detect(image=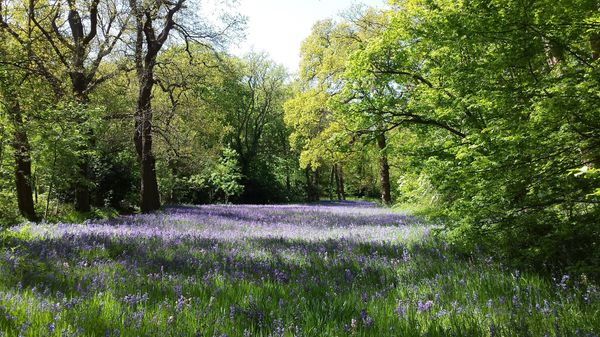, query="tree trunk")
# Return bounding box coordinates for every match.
[338,165,346,201]
[74,160,91,212]
[33,171,38,204]
[45,182,53,219]
[305,167,320,202]
[357,157,365,197]
[139,142,160,212]
[135,70,161,213]
[128,0,186,213]
[334,164,341,200]
[285,168,291,193]
[72,82,92,213]
[313,168,320,201]
[68,3,98,213]
[305,168,313,201]
[329,165,335,200]
[45,145,58,219]
[592,32,600,61]
[377,132,392,205]
[8,97,36,221]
